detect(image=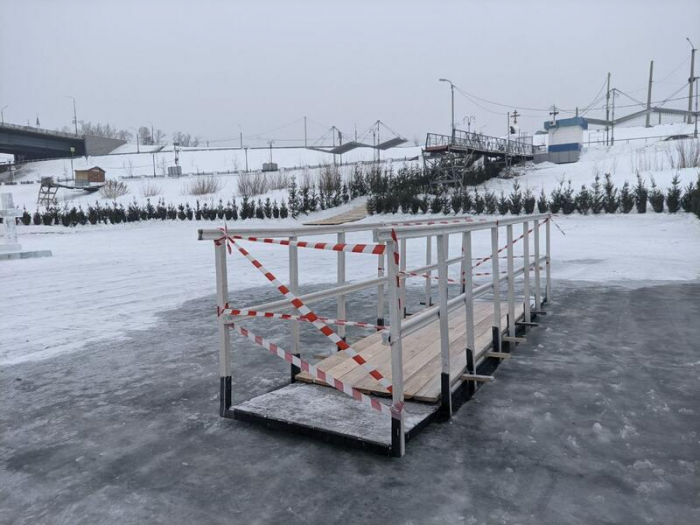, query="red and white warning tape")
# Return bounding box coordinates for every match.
[220,306,387,331]
[230,323,398,419]
[400,269,509,284]
[219,233,385,255]
[217,229,394,392]
[471,220,546,270]
[387,217,489,227]
[390,228,402,312]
